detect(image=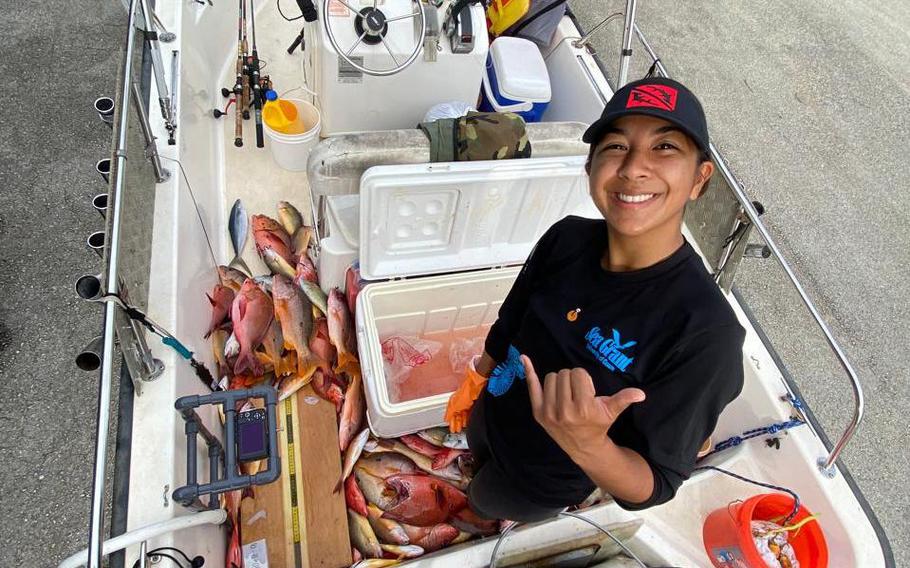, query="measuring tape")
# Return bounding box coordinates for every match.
[283,397,303,568]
